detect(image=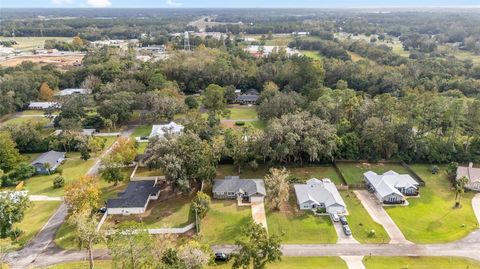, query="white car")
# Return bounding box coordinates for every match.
[330,213,340,222]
